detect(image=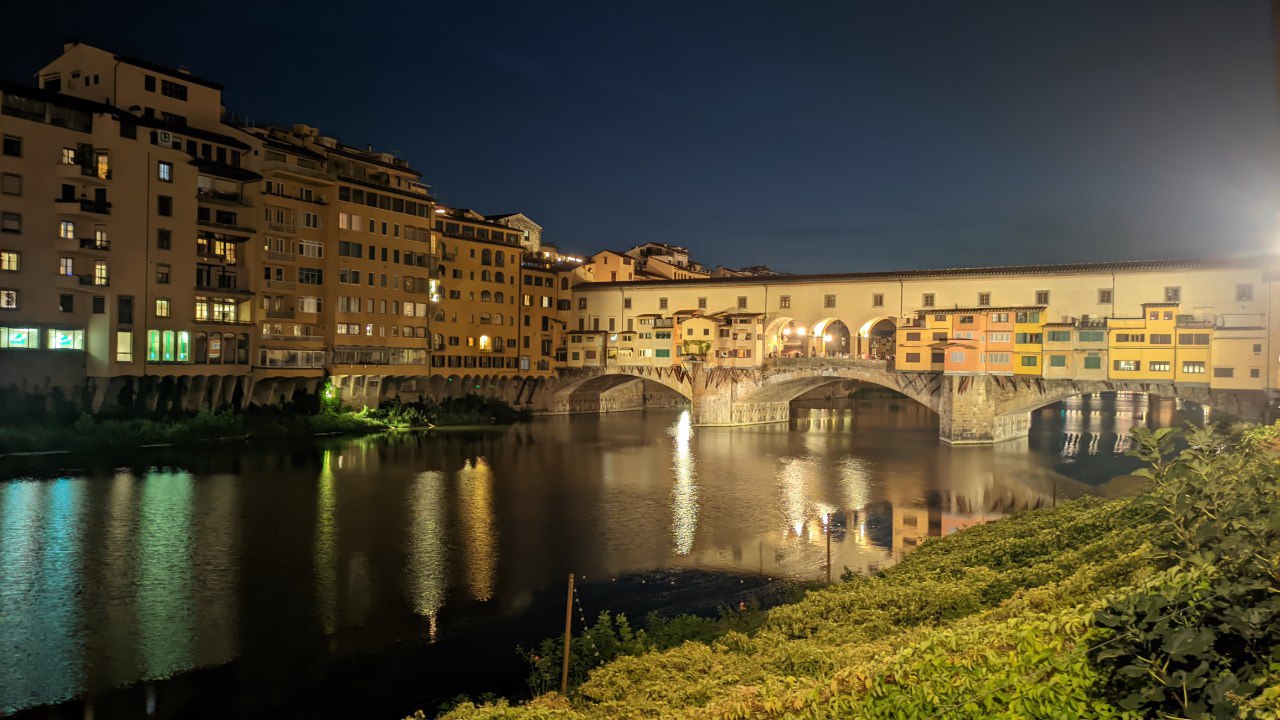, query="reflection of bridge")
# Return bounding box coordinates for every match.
[554,357,1268,444]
